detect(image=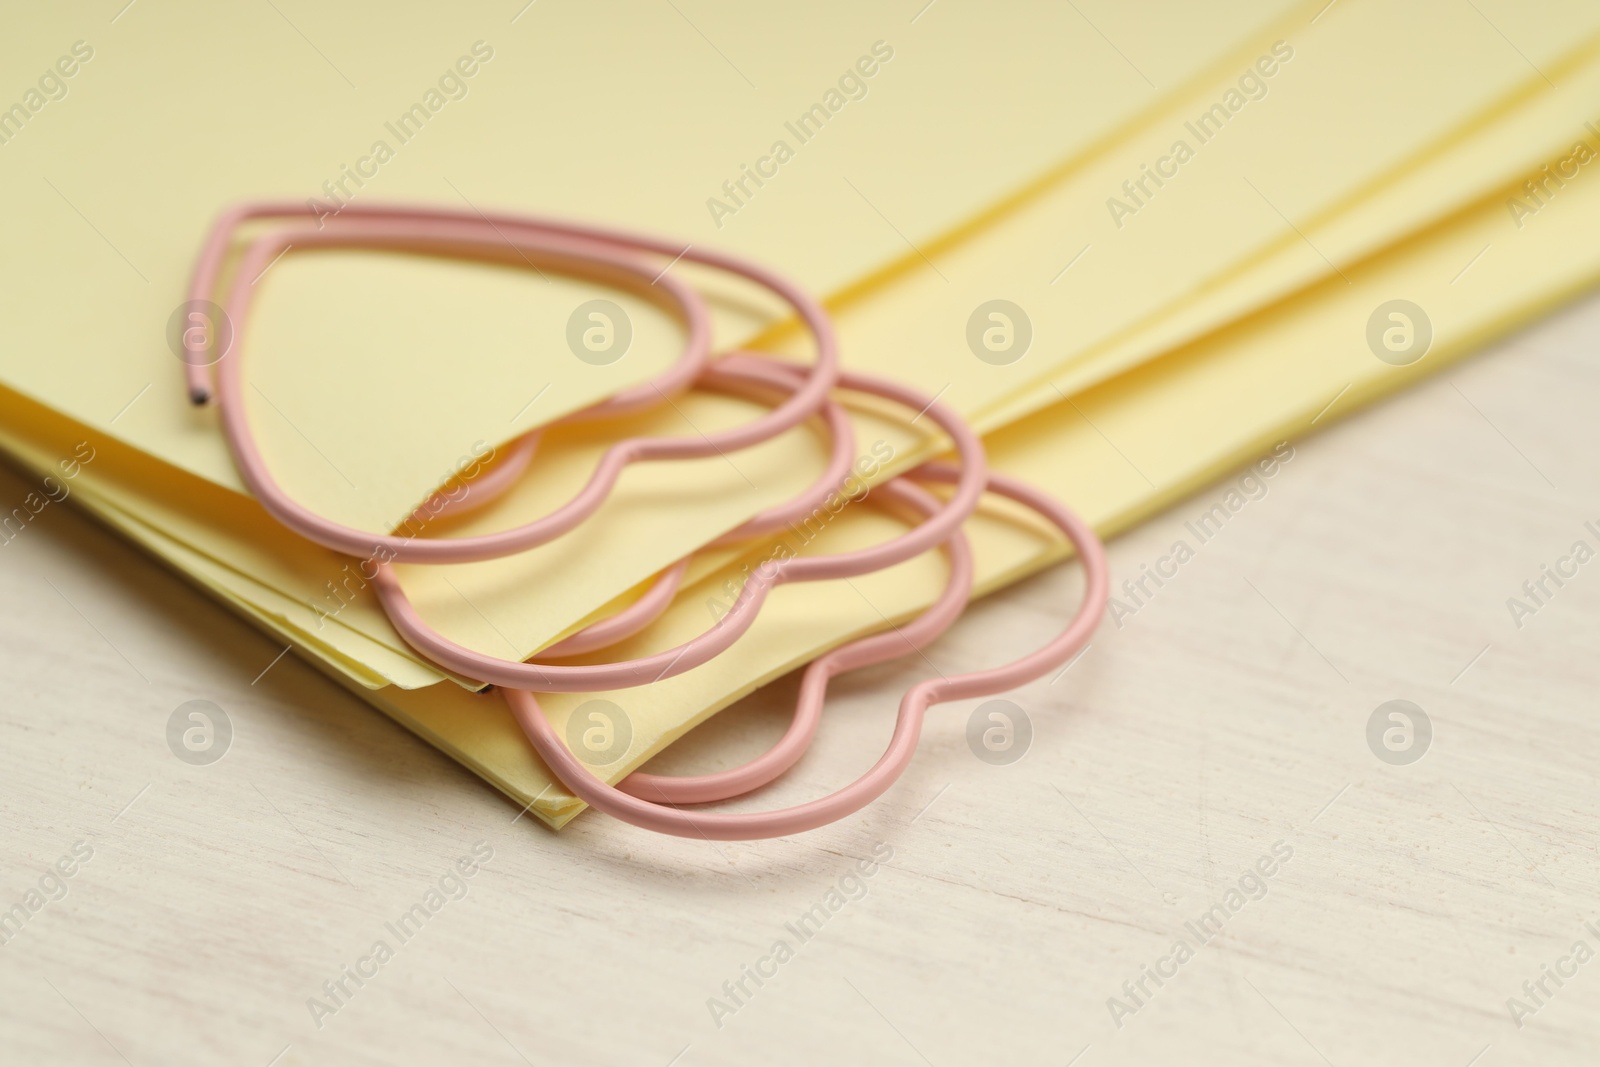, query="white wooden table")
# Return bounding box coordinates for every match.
[3,291,1598,1067]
